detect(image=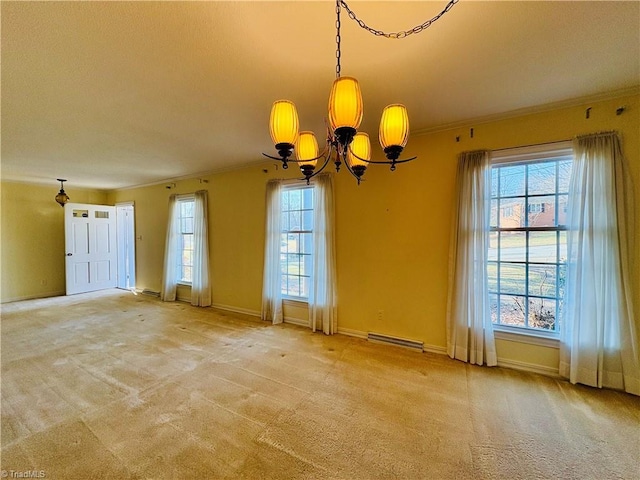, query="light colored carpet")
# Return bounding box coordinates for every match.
[1,290,638,479]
